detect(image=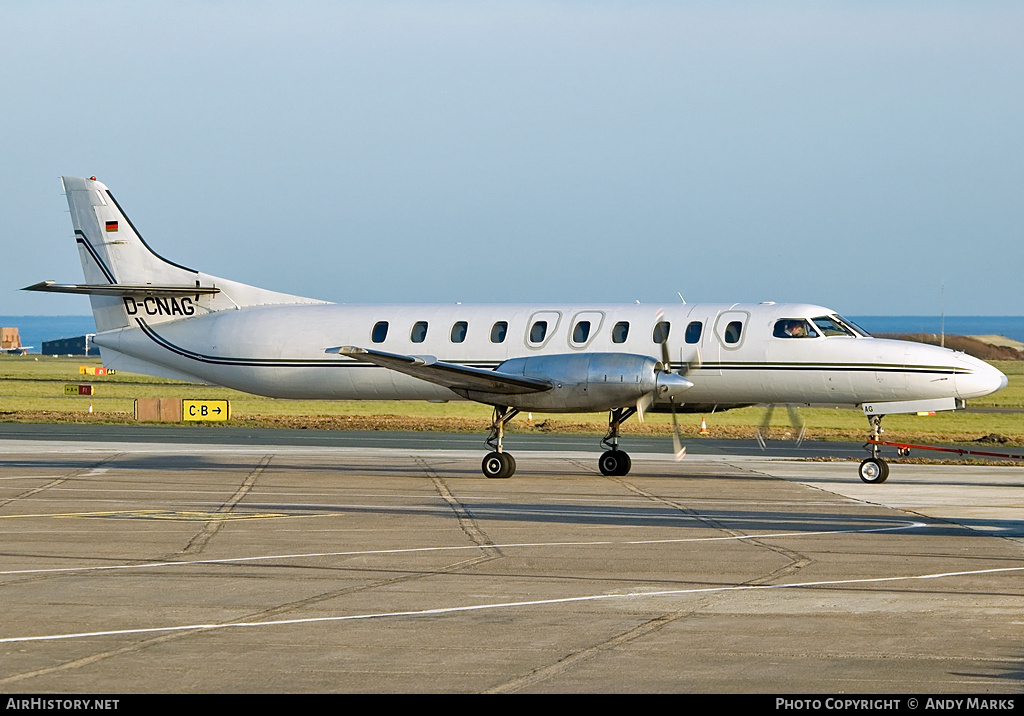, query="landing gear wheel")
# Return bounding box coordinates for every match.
[482,451,515,479]
[599,450,632,477]
[858,457,889,484]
